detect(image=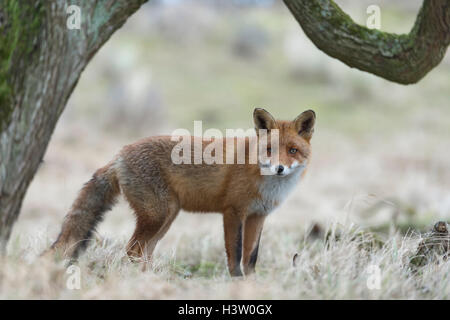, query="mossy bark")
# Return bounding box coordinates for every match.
[0,1,44,132]
[0,0,148,252]
[283,0,450,84]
